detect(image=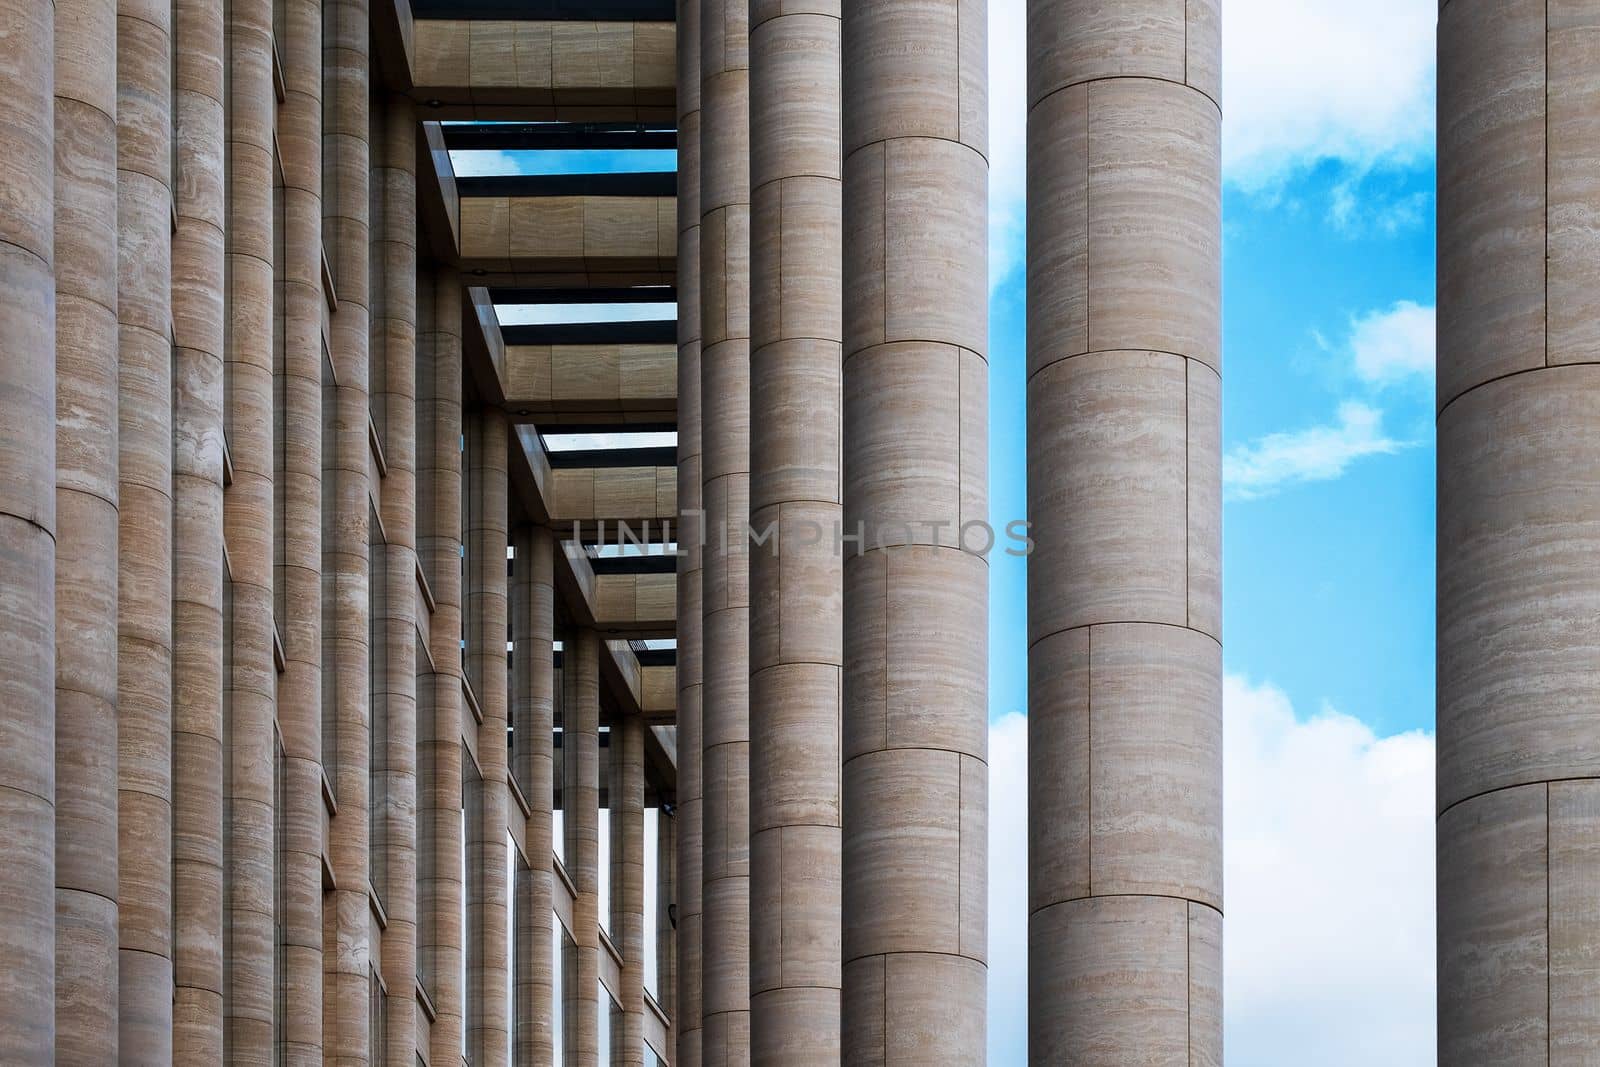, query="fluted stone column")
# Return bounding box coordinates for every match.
[565,627,603,1061]
[1437,4,1600,1060]
[748,0,843,1056]
[222,0,277,1058]
[0,3,56,1062]
[114,0,174,1058]
[466,409,511,1067]
[613,711,647,1065]
[1024,4,1224,1064]
[700,0,753,1052]
[170,0,228,1054]
[512,527,556,1067]
[674,0,706,1059]
[839,0,989,1055]
[373,91,420,1064]
[322,0,372,1056]
[418,269,466,1064]
[275,0,326,1057]
[53,1,120,1061]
